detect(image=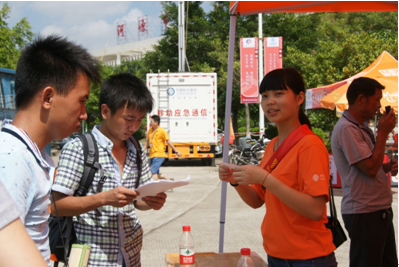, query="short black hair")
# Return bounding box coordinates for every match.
[151,114,160,124]
[99,73,153,115]
[15,34,101,109]
[347,77,385,106]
